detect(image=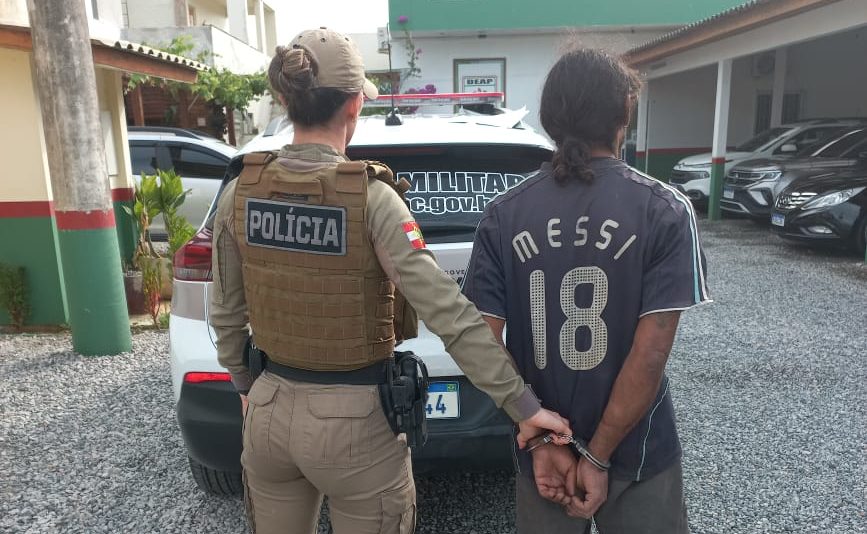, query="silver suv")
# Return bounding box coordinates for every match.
[128,127,237,237]
[670,118,866,203]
